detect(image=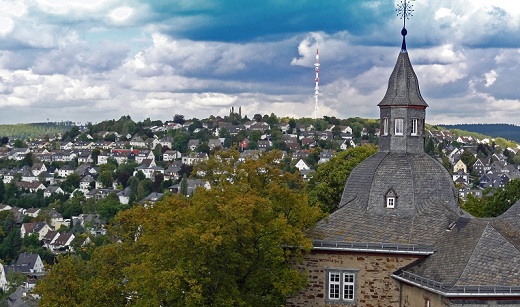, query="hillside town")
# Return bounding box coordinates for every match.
[0,112,519,304]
